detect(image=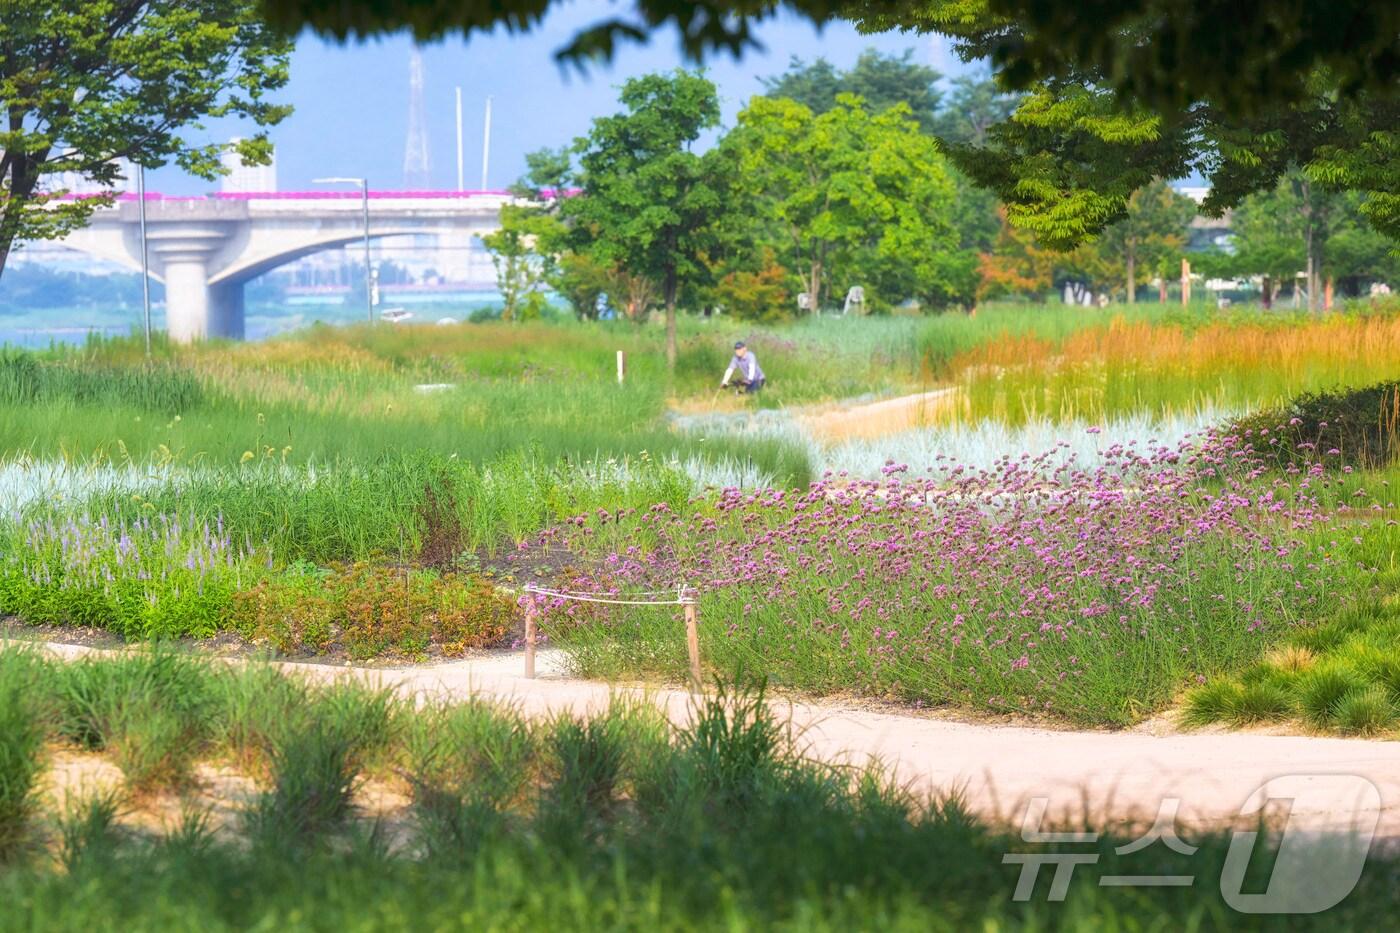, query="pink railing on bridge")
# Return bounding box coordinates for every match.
[54,189,575,202]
